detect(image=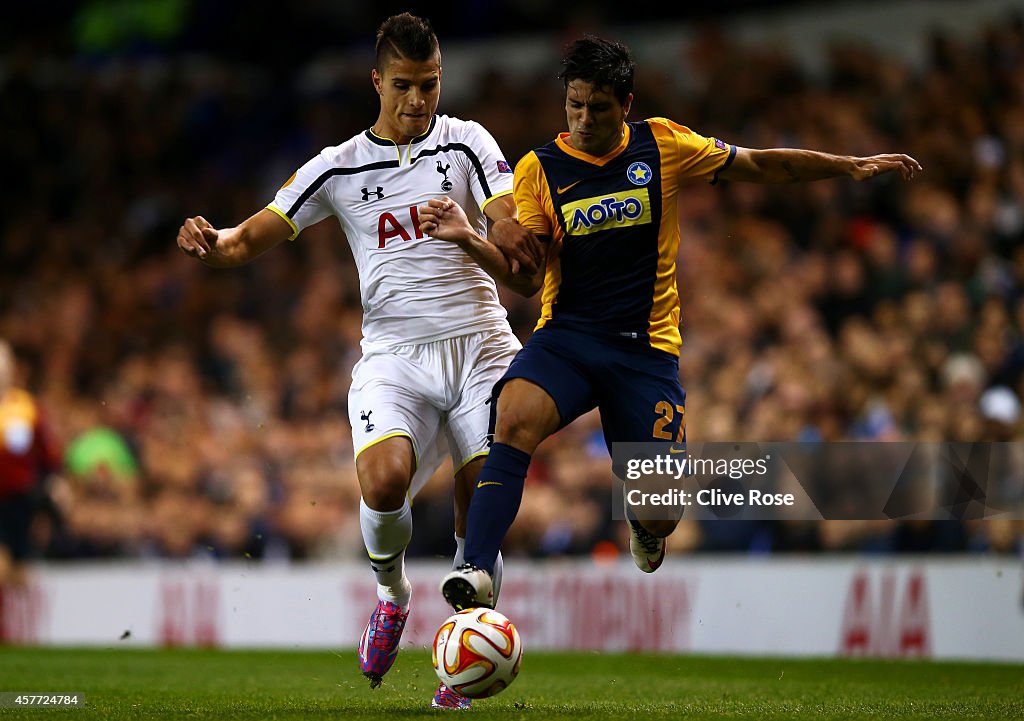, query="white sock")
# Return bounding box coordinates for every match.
[360,498,413,608]
[493,550,504,603]
[454,534,465,566]
[454,535,504,604]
